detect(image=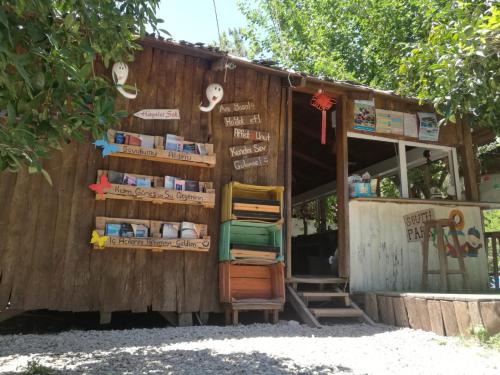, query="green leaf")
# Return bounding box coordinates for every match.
[7,103,15,125]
